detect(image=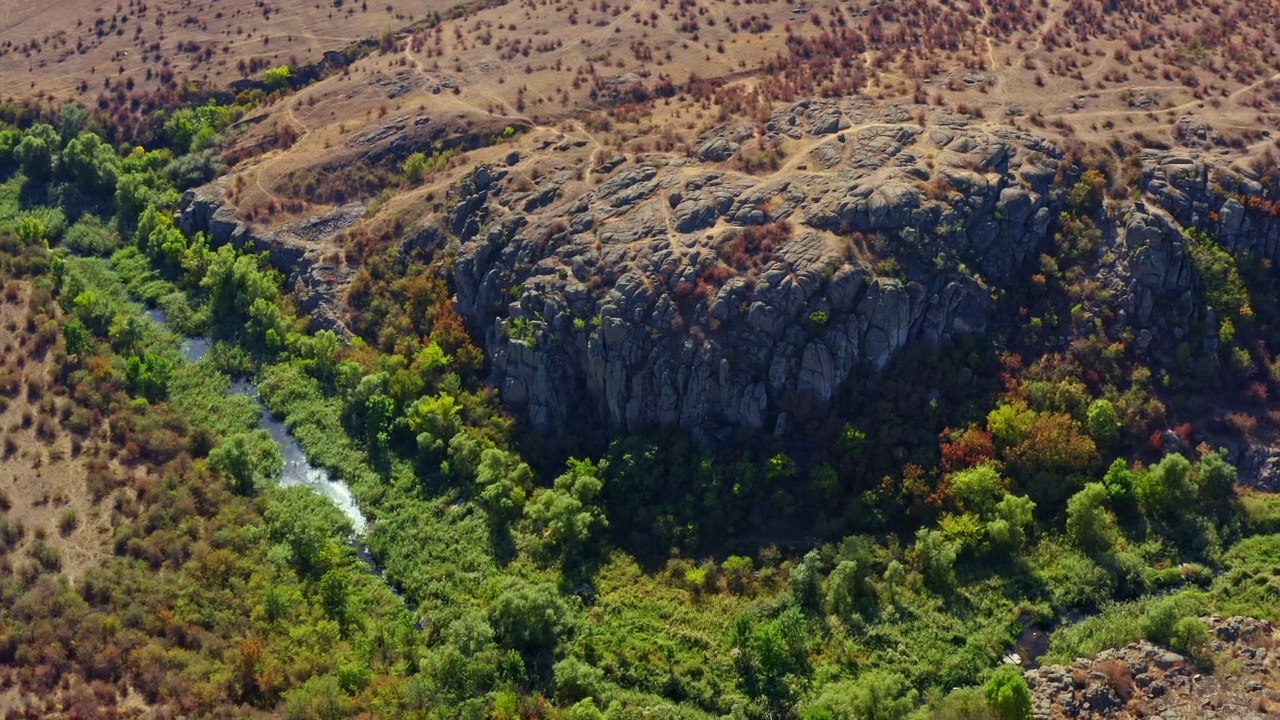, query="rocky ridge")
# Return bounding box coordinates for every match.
[443,103,1279,440]
[179,102,1280,441]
